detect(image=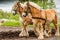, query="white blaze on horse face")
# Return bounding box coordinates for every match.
[22,12,26,16]
[12,11,15,14]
